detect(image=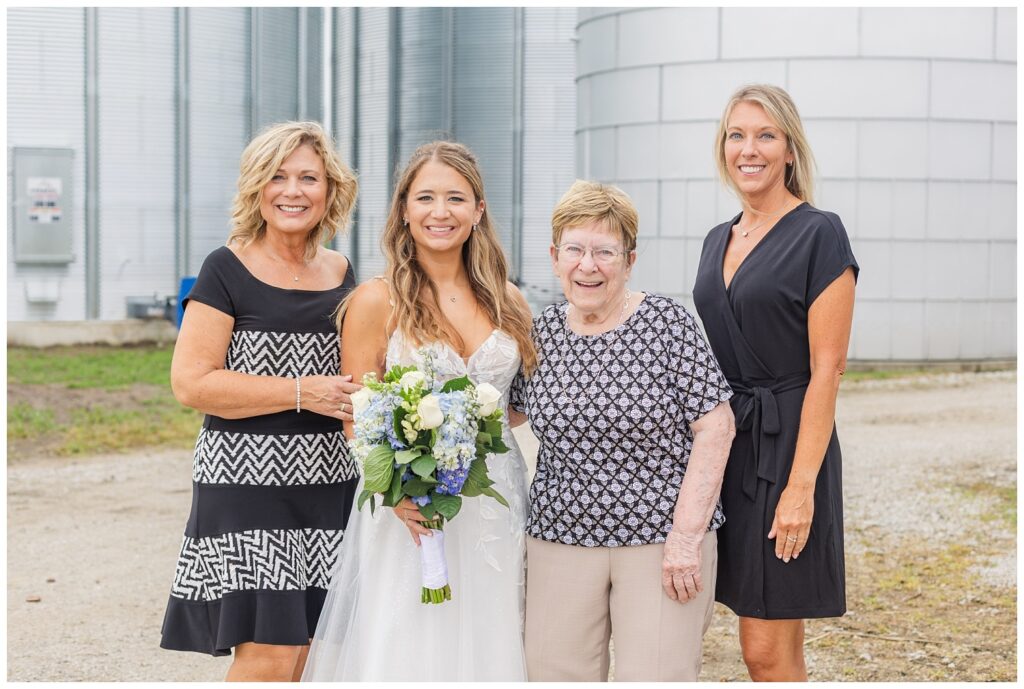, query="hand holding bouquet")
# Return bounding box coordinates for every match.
[349,353,510,604]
